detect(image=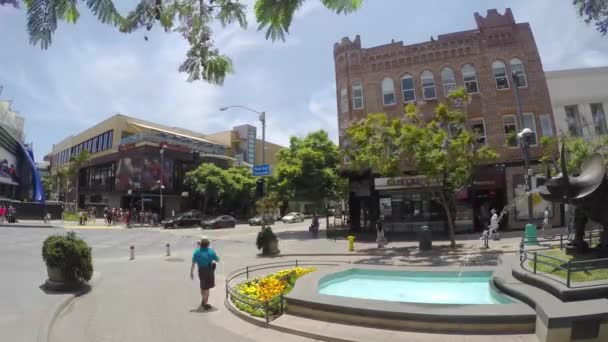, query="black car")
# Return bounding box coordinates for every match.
[163,210,203,229]
[202,215,236,229]
[248,215,275,226]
